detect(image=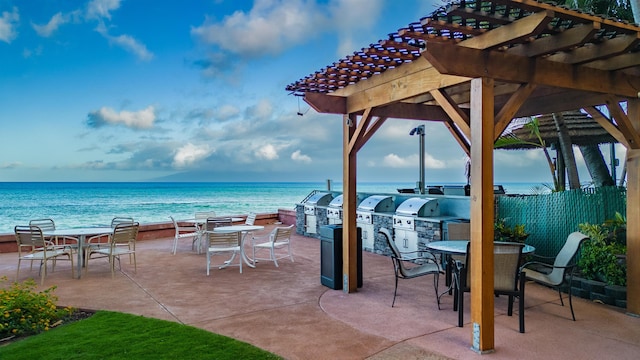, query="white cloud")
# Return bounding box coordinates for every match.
[173,143,213,168]
[291,150,311,163]
[381,153,415,168]
[246,99,273,119]
[32,12,69,37]
[380,153,445,169]
[95,23,153,61]
[217,105,241,121]
[0,7,19,43]
[256,144,279,160]
[106,32,154,61]
[87,106,157,129]
[191,0,325,57]
[86,0,121,20]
